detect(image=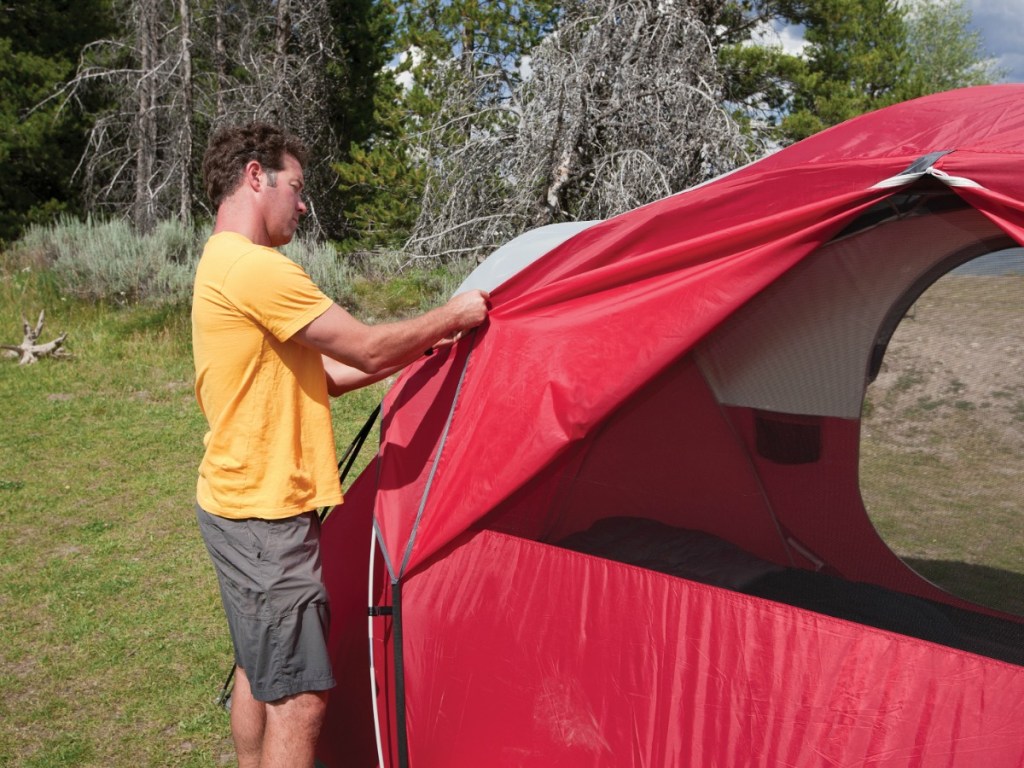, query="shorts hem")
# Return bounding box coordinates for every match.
[251,676,337,703]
